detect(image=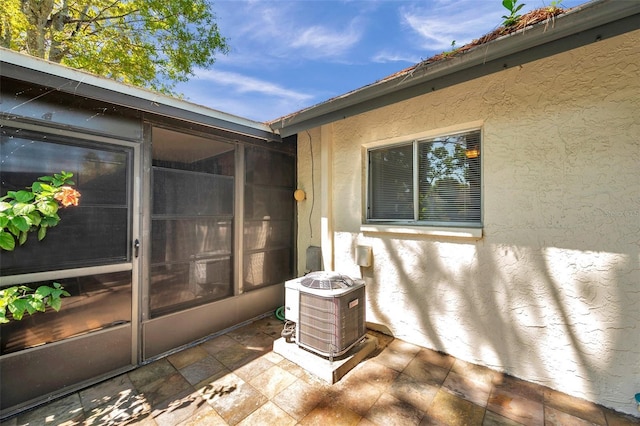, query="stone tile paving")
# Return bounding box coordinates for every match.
[3,315,639,426]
